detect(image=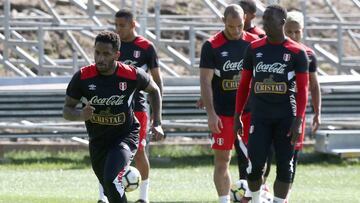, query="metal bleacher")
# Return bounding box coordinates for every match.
[1,0,360,156]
